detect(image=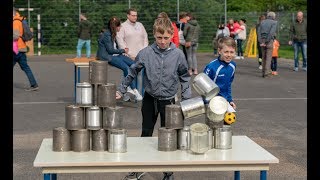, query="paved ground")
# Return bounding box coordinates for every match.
[13,53,307,180]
